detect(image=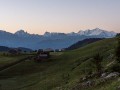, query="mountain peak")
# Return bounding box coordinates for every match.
[94,28,101,30]
[15,29,26,34]
[15,29,29,37]
[78,28,116,37]
[44,31,51,37]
